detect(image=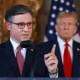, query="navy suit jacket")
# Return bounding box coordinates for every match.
[35,38,80,77]
[1,39,80,77]
[0,39,36,77]
[0,39,49,77]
